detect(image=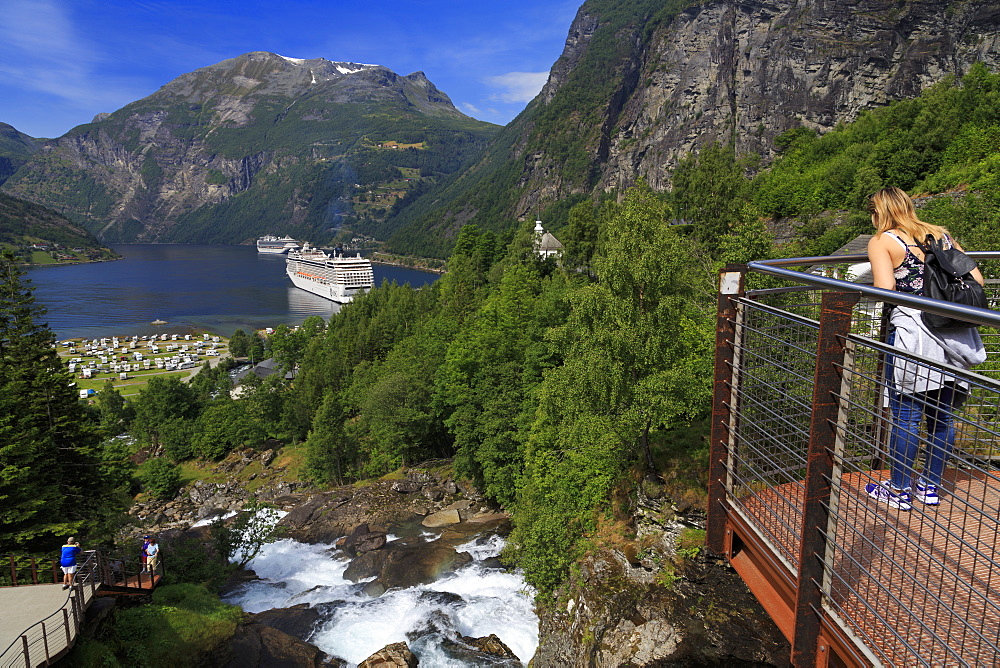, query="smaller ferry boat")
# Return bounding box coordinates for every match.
[257,235,301,254]
[285,243,374,303]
